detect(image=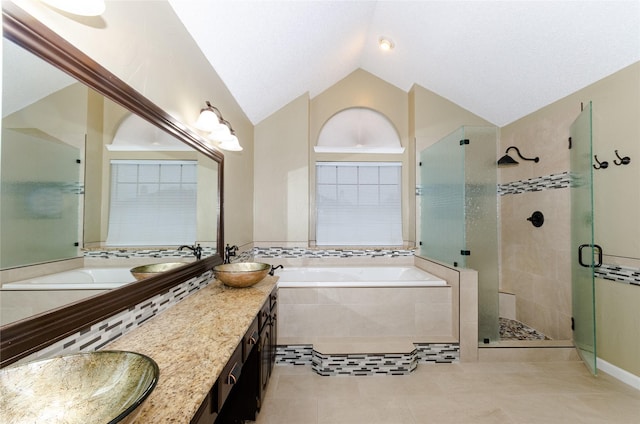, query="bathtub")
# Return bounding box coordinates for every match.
[275,265,453,346]
[275,266,446,287]
[2,268,136,290]
[1,267,138,325]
